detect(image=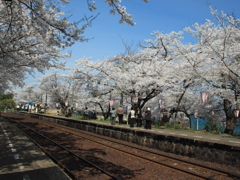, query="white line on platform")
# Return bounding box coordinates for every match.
[210,138,220,141]
[9,143,13,147]
[158,131,164,133]
[17,163,24,170]
[169,133,176,134]
[229,141,240,144]
[11,148,17,153]
[14,154,19,159]
[179,134,188,136]
[194,136,202,138]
